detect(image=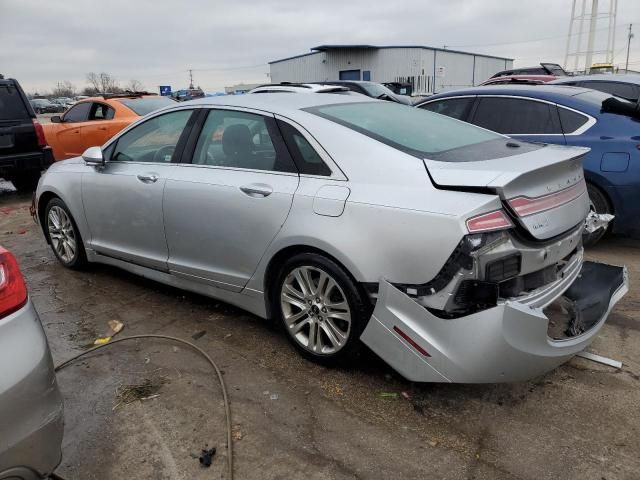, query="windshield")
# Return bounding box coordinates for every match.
[0,84,30,120]
[308,101,502,157]
[358,82,395,98]
[116,97,175,115]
